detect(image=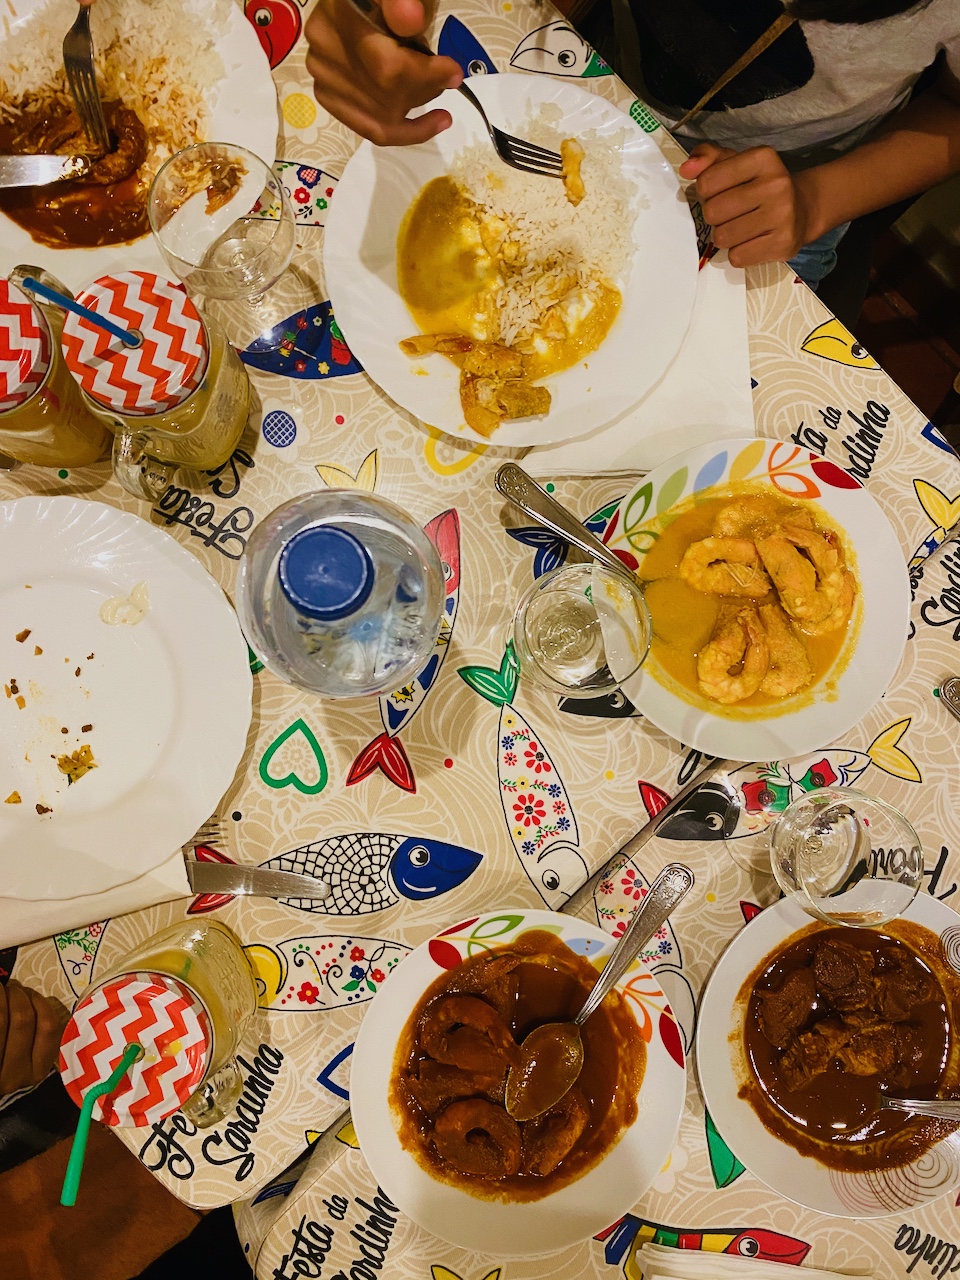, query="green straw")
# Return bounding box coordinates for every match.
[60,1042,144,1207]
